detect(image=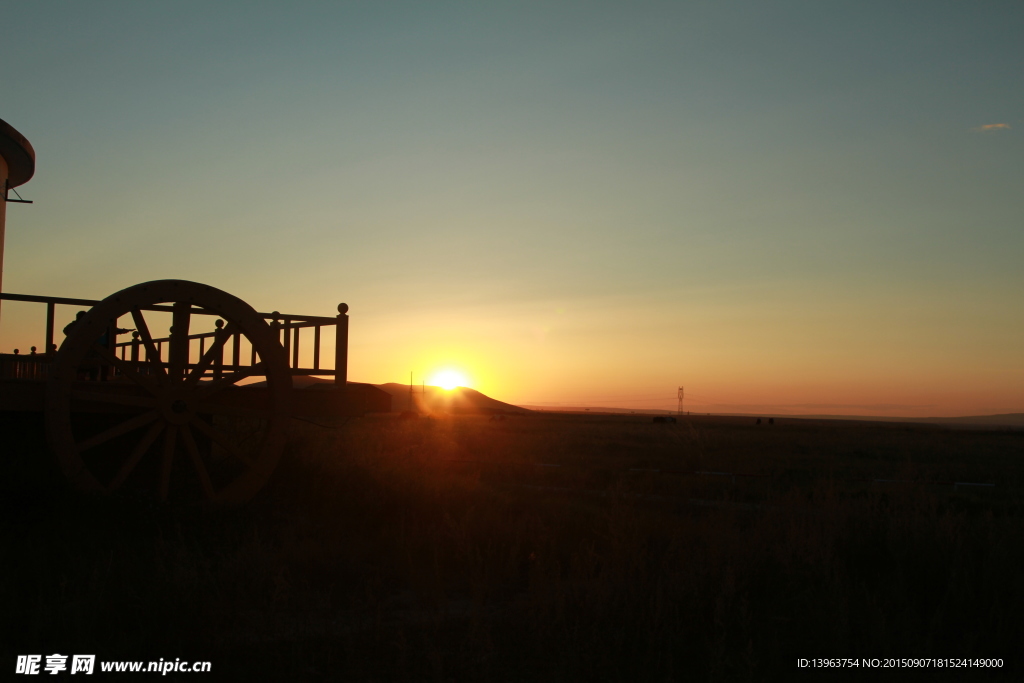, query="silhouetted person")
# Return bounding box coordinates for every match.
[62,310,87,337]
[63,311,132,346]
[62,311,133,380]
